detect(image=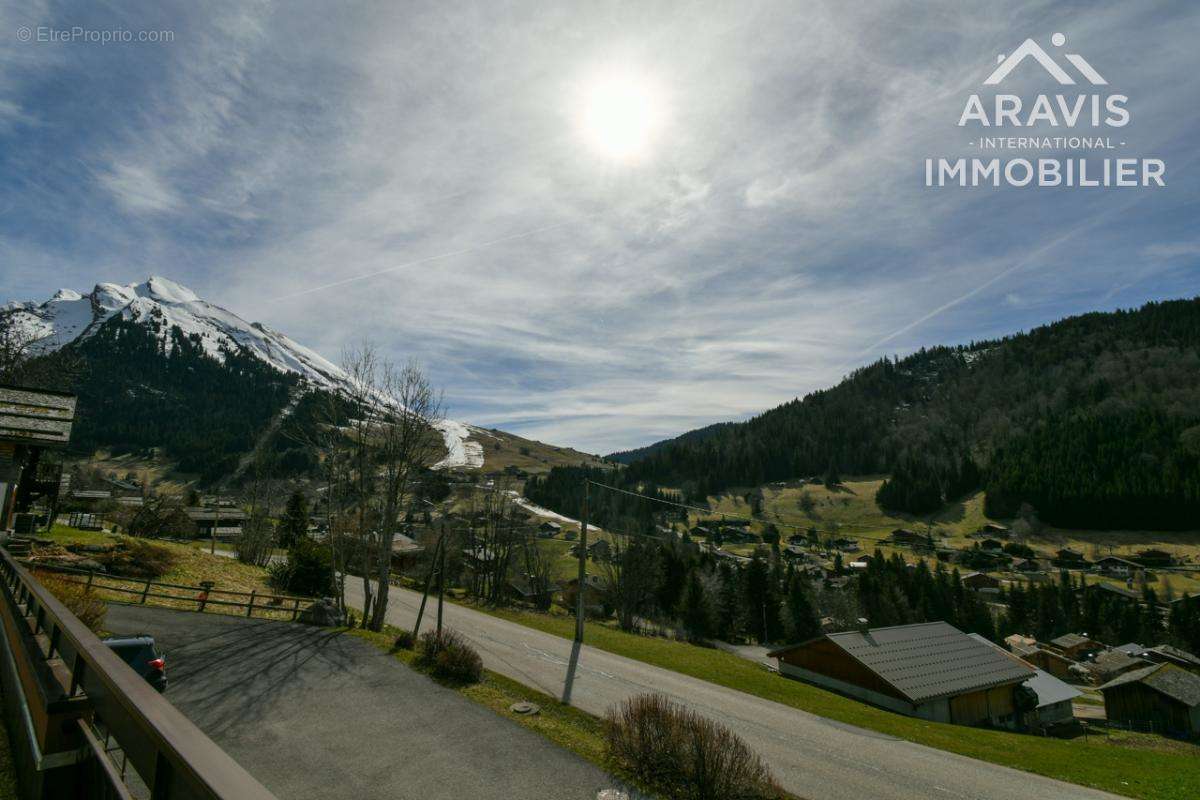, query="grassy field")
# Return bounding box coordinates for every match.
[684,478,1200,594]
[468,427,610,475]
[38,525,302,619]
[474,604,1199,800]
